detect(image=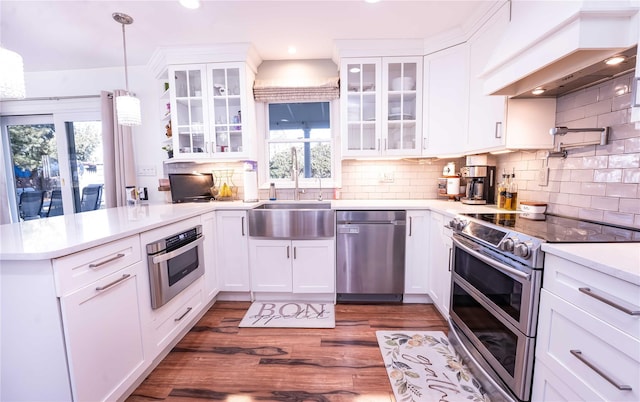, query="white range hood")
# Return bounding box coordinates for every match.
[481,3,639,98]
